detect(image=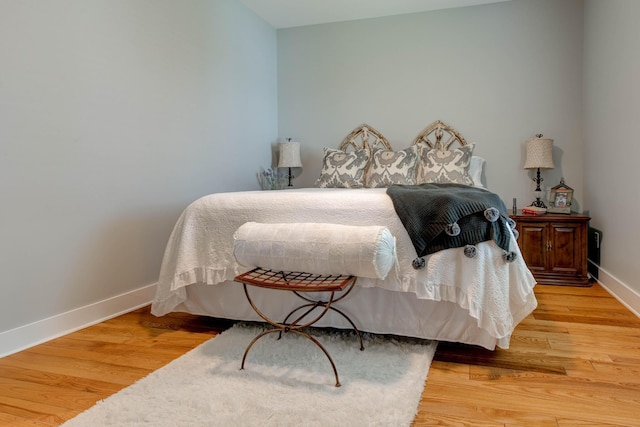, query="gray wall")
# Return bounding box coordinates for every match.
[0,0,277,333]
[278,0,584,211]
[584,1,640,295]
